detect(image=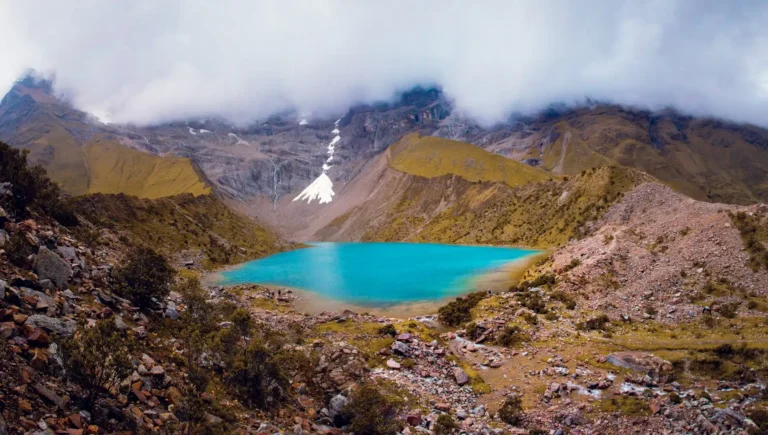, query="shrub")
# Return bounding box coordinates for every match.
[61,319,134,407]
[577,314,610,331]
[113,246,175,308]
[644,305,657,316]
[226,341,289,409]
[717,302,740,319]
[516,292,548,314]
[177,277,215,332]
[0,141,76,225]
[6,231,34,266]
[747,407,768,434]
[521,312,538,325]
[438,292,486,326]
[342,383,403,435]
[433,414,459,435]
[562,258,581,272]
[669,392,682,404]
[498,394,524,425]
[378,323,397,337]
[495,325,529,347]
[550,290,576,310]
